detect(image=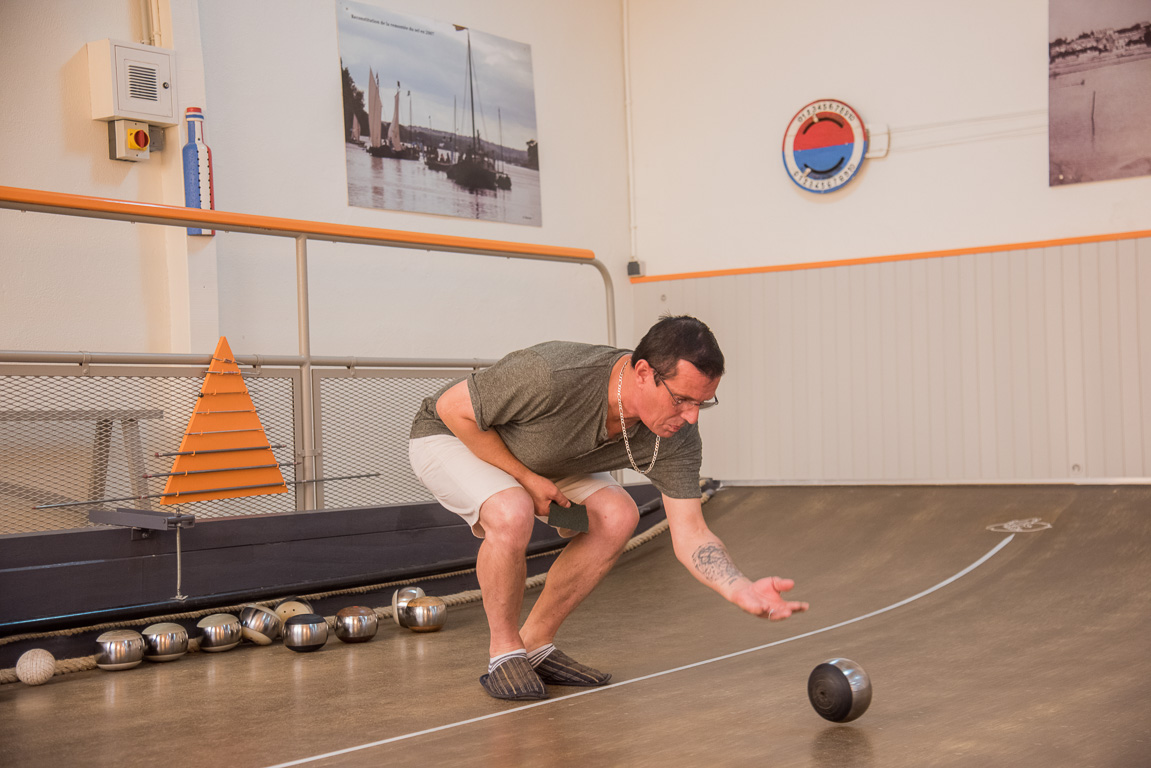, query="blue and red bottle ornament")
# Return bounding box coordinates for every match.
[183,107,215,236]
